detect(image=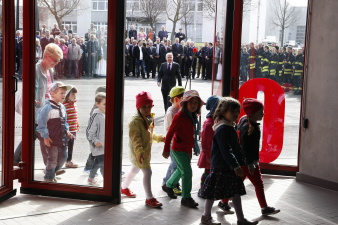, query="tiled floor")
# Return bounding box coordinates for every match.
[1,162,338,225]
